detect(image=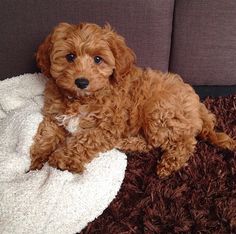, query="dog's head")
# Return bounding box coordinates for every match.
[36,22,136,97]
